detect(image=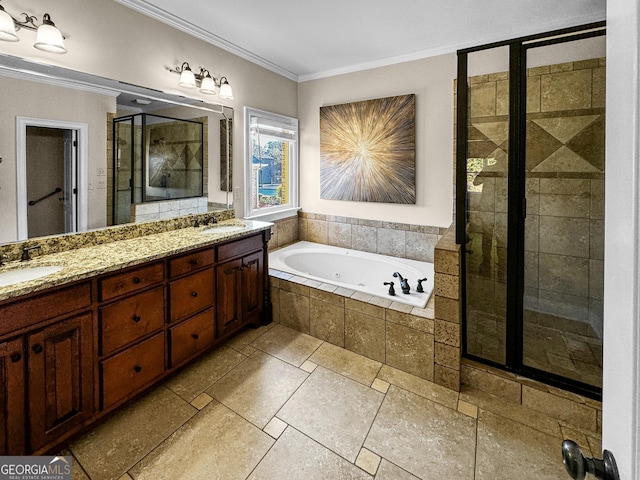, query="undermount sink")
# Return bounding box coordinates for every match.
[201,225,247,234]
[0,265,63,287]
